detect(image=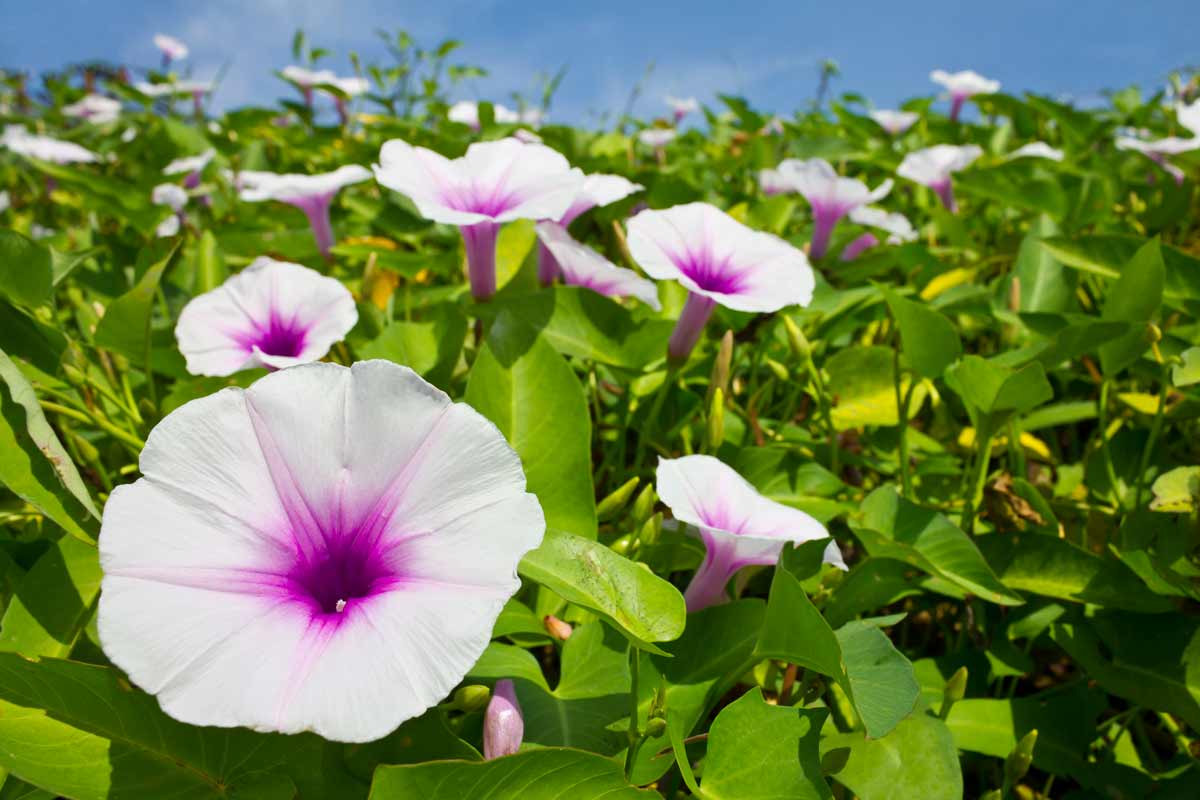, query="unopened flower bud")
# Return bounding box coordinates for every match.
[1005,729,1037,785]
[707,387,725,451]
[782,315,811,369]
[643,717,667,737]
[597,477,640,521]
[543,614,573,640]
[638,512,662,548]
[630,484,657,527]
[939,666,968,719]
[483,679,524,760]
[451,684,490,713]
